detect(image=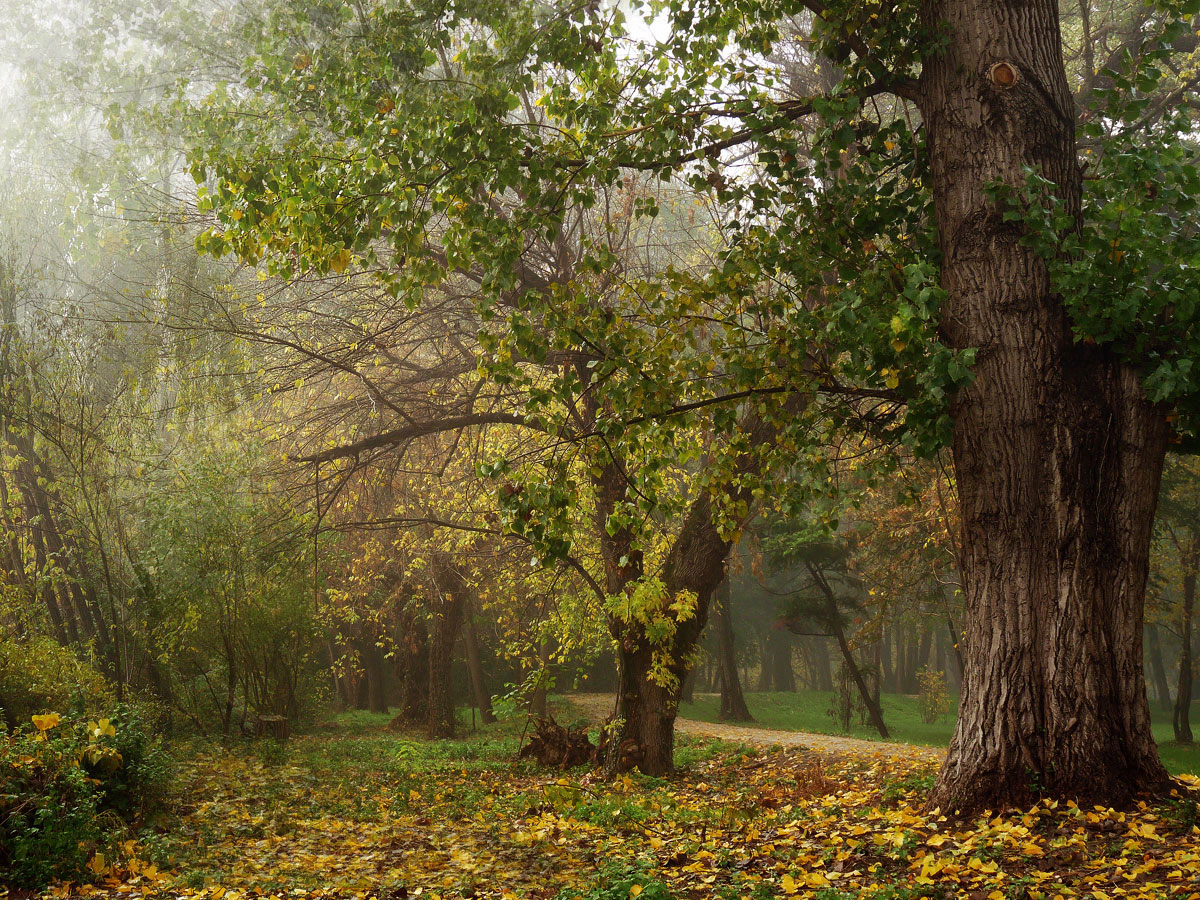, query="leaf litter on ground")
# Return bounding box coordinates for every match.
[19,722,1200,900]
